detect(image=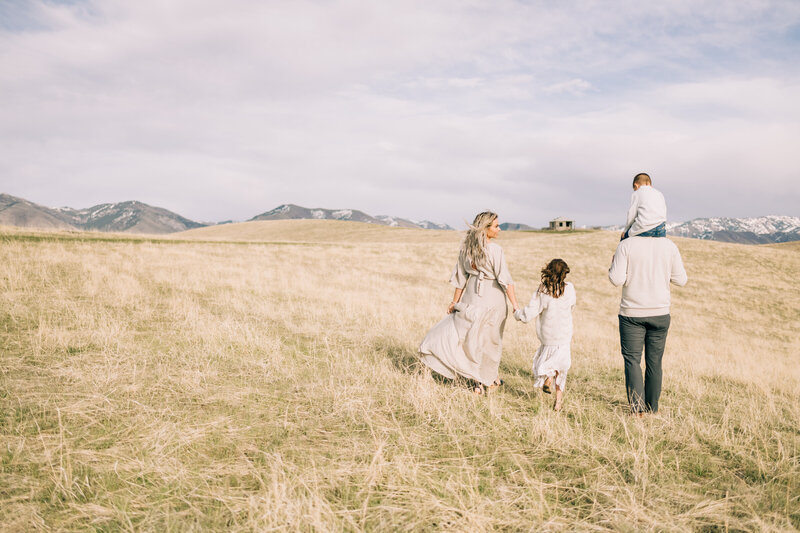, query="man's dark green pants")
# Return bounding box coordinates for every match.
[619,314,671,413]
